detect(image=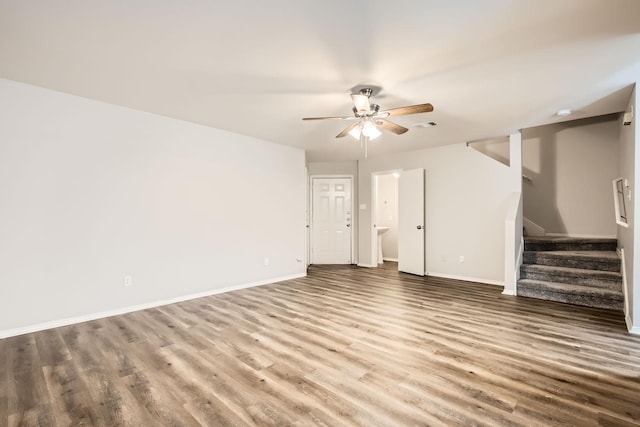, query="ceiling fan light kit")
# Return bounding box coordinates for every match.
[303,87,434,158]
[346,120,381,140]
